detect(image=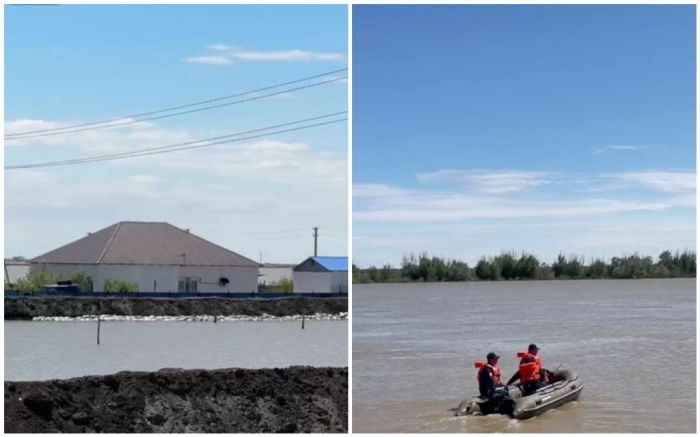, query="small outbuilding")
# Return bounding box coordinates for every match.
[4,258,30,285]
[292,256,348,293]
[258,263,295,286]
[30,221,260,293]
